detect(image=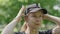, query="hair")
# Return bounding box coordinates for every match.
[20,9,45,32]
[20,13,44,32]
[20,22,27,32]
